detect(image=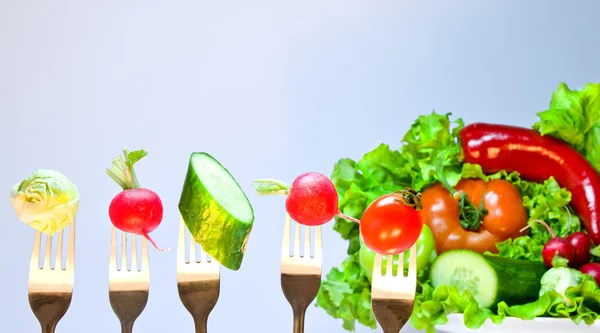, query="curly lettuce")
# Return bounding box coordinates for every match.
[10,169,80,235]
[533,82,600,171]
